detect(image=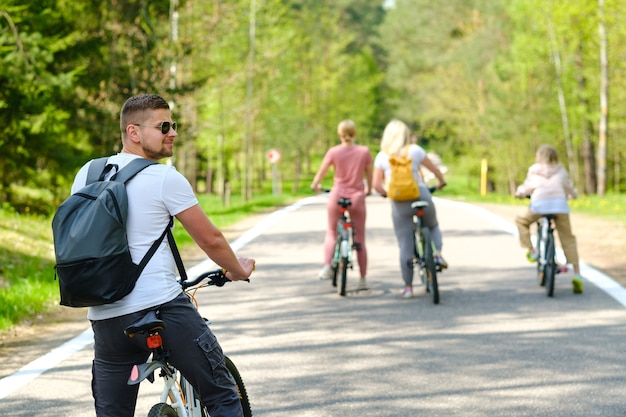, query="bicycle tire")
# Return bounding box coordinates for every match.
[544,236,556,297]
[330,254,339,288]
[337,257,348,296]
[331,236,341,288]
[421,228,439,304]
[536,221,546,287]
[147,403,178,417]
[410,220,425,288]
[225,356,253,417]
